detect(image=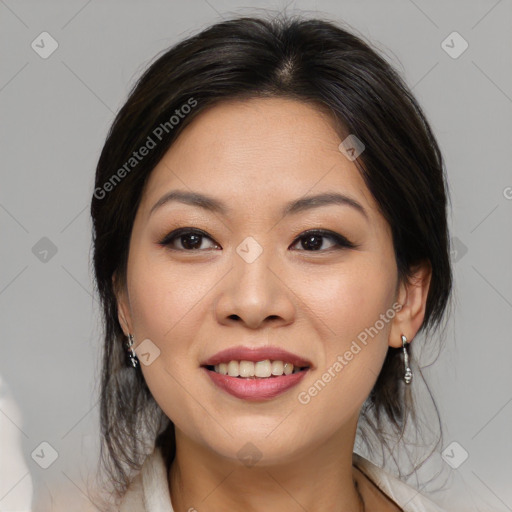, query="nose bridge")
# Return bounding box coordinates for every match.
[233,234,276,298]
[213,234,294,328]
